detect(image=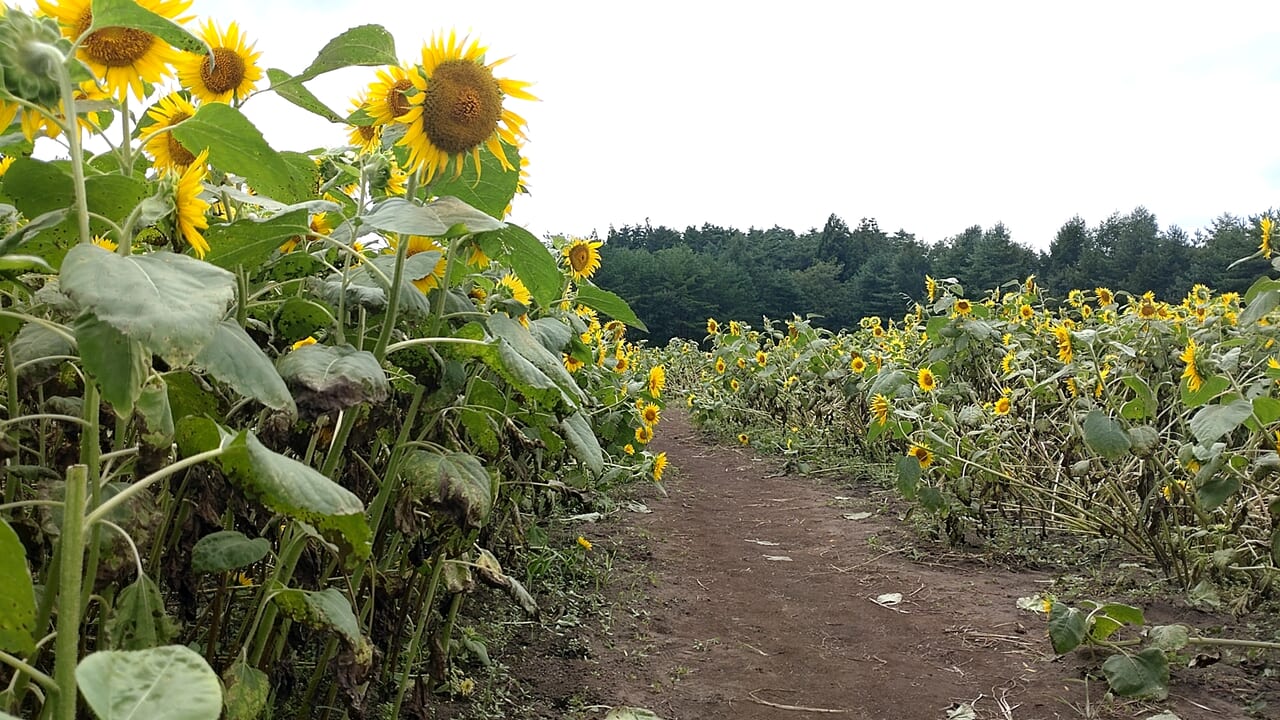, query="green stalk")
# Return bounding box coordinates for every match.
[3,338,20,498]
[246,529,307,667]
[77,382,101,616]
[389,550,446,719]
[371,232,410,361]
[53,464,87,720]
[56,60,90,246]
[424,240,463,341]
